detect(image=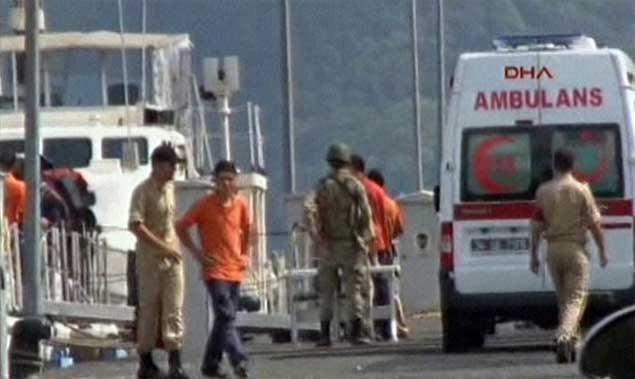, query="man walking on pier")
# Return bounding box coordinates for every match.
[129,143,189,379]
[176,160,251,379]
[530,148,608,363]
